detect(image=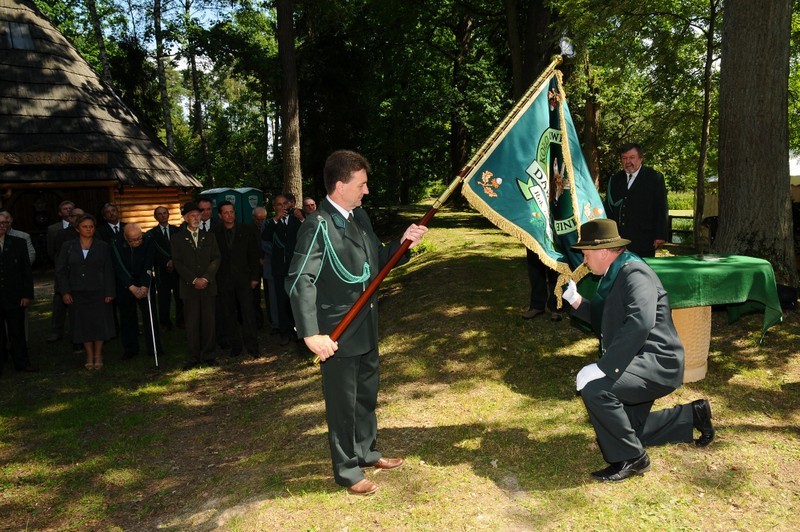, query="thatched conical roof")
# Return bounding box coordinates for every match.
[0,0,200,188]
